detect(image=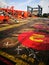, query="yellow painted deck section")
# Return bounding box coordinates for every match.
[0,19,30,32]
